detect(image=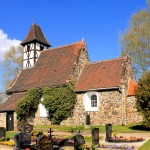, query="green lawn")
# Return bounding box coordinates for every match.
[139,140,150,150]
[6,131,16,138]
[34,123,149,133]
